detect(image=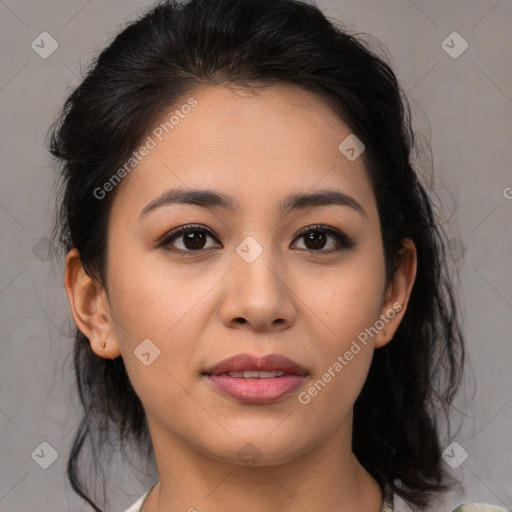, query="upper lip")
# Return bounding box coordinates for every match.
[203,353,308,376]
